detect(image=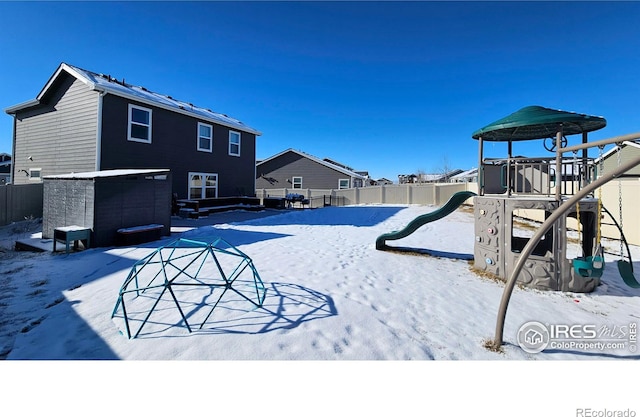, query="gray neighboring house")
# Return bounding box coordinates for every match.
[450,168,478,183]
[5,62,261,199]
[256,149,367,190]
[598,141,640,177]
